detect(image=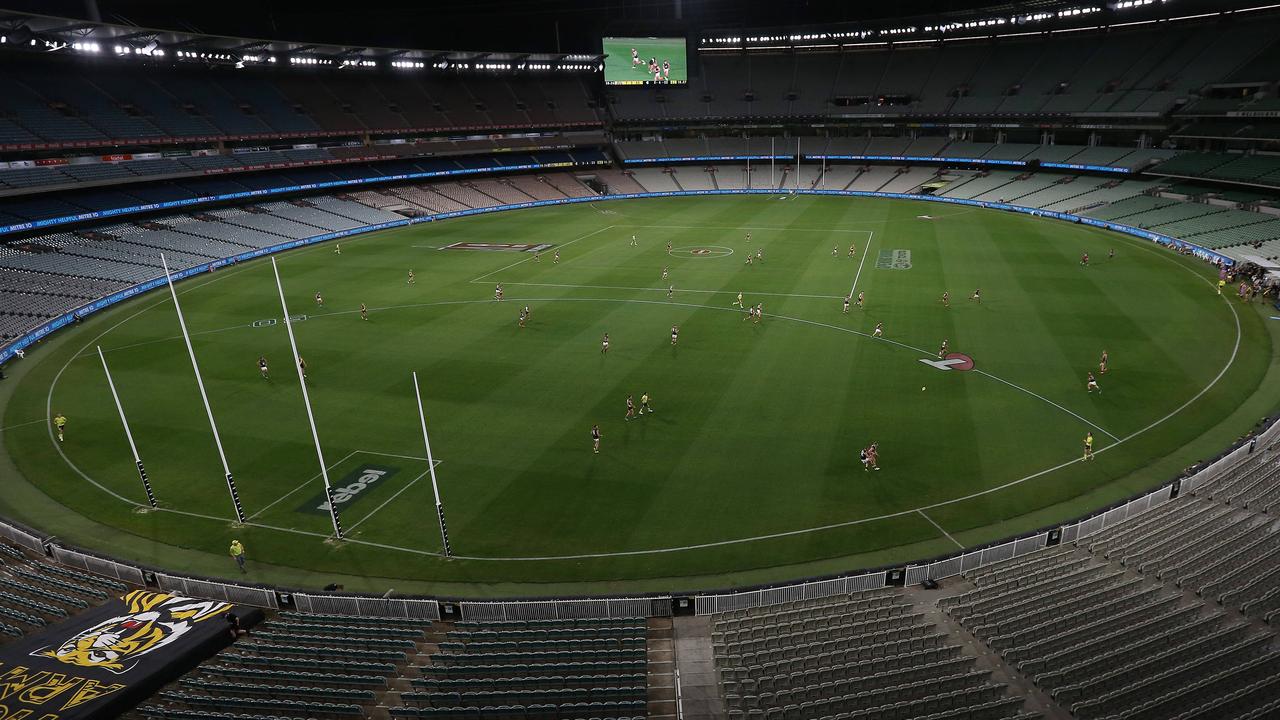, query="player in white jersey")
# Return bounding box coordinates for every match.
[733,292,744,308]
[601,333,610,354]
[843,296,850,314]
[873,322,883,337]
